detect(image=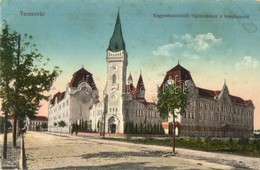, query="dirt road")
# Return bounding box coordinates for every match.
[24,132,260,169]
